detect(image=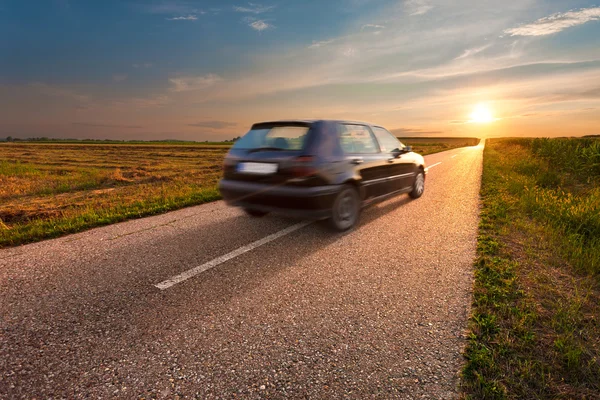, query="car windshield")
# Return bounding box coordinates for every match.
[233,125,310,151]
